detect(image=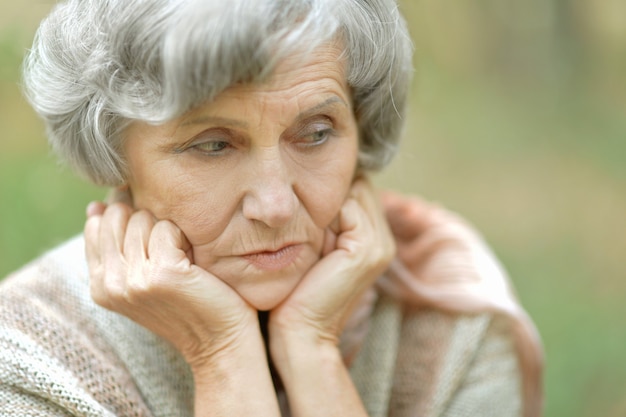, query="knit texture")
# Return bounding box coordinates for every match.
[1,236,529,416]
